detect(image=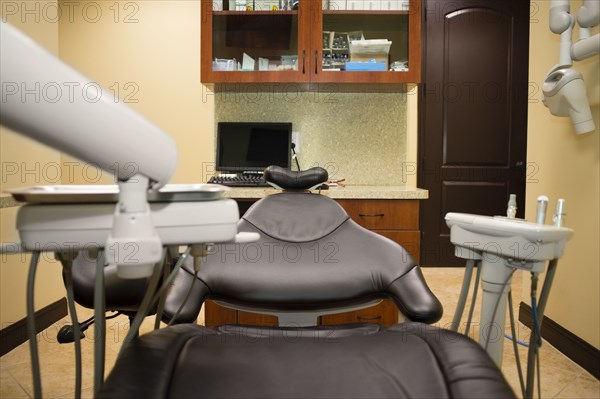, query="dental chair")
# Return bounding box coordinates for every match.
[99,167,516,399]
